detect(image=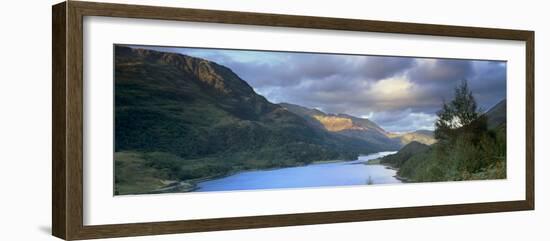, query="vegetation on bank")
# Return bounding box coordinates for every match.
[380,141,429,167]
[380,81,506,182]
